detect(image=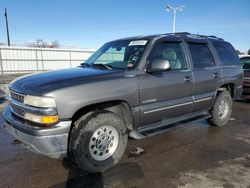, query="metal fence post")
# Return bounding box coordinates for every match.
[0,49,3,75]
[35,49,39,71]
[40,48,44,71]
[69,51,72,68]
